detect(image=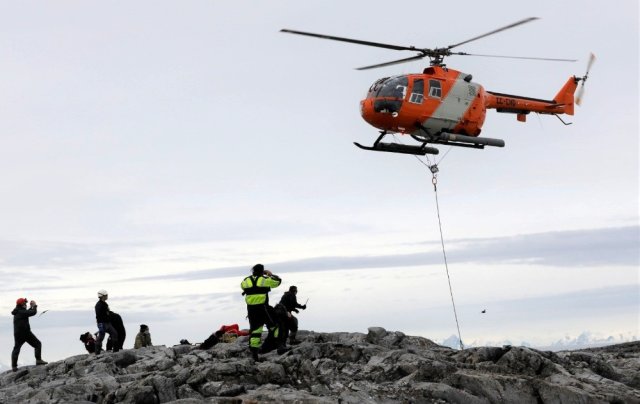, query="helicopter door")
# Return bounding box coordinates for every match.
[409,79,424,104]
